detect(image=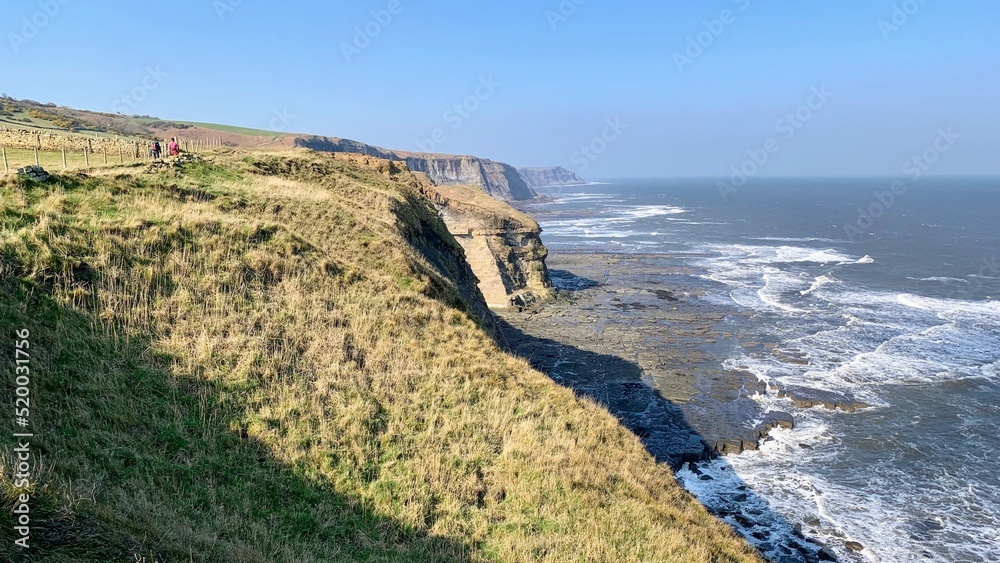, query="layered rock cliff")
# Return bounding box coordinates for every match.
[517,166,586,188]
[422,183,552,309]
[293,135,539,202]
[406,156,537,202]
